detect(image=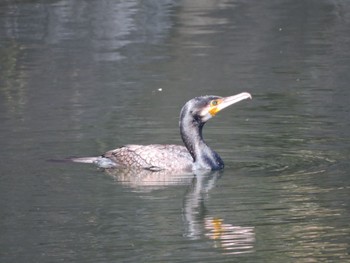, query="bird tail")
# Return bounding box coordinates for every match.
[47,156,100,164]
[72,156,117,168]
[48,156,117,168]
[67,156,101,164]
